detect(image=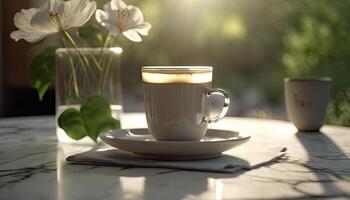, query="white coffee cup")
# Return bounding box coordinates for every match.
[284,77,331,131]
[142,66,230,141]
